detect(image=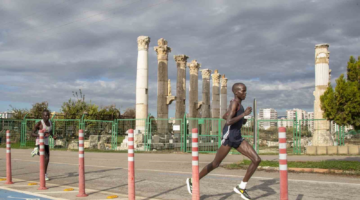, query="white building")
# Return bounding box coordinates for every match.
[286,109,308,127]
[0,111,14,119]
[308,112,315,133]
[278,117,287,128]
[259,108,277,130]
[243,116,253,127]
